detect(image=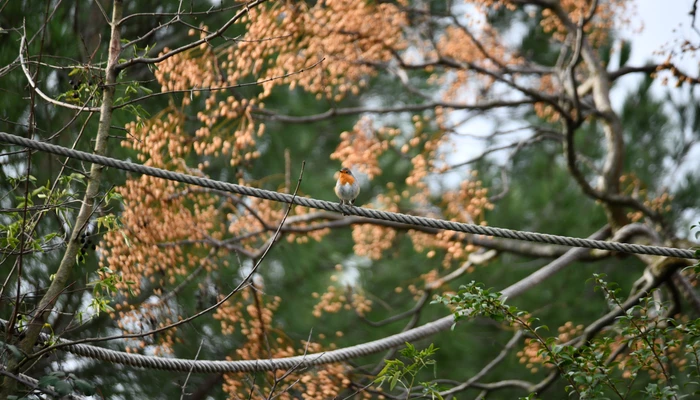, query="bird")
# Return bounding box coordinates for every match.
[335,167,360,214]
